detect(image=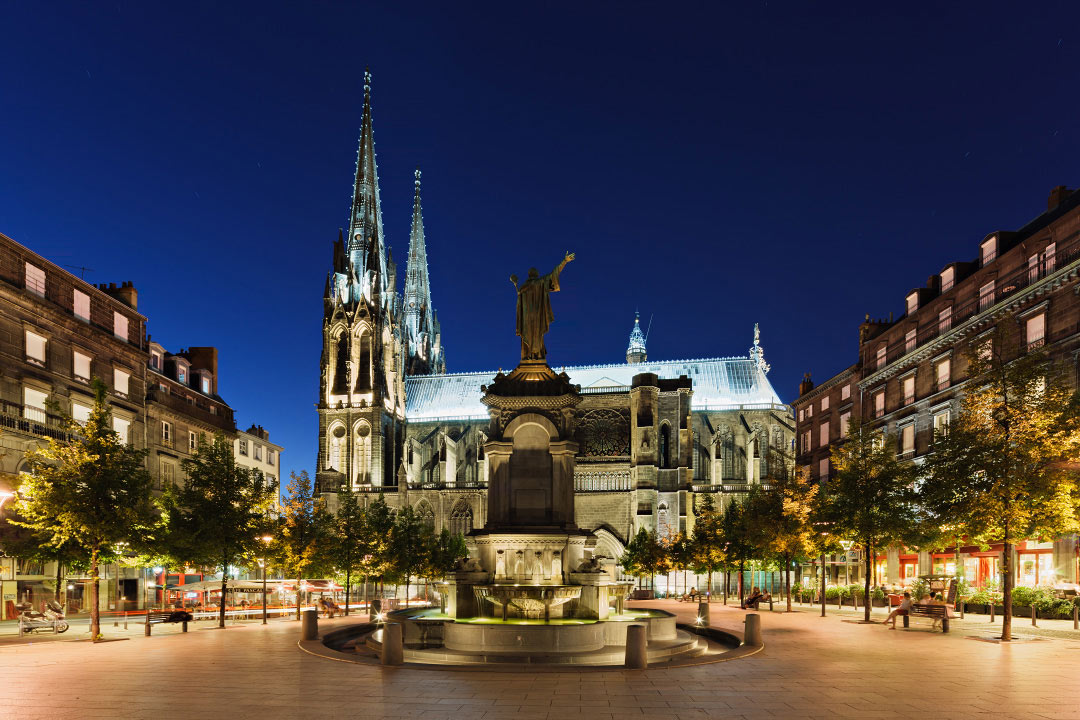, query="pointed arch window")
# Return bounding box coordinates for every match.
[327,424,346,471]
[332,333,349,394]
[658,424,670,468]
[354,331,371,392]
